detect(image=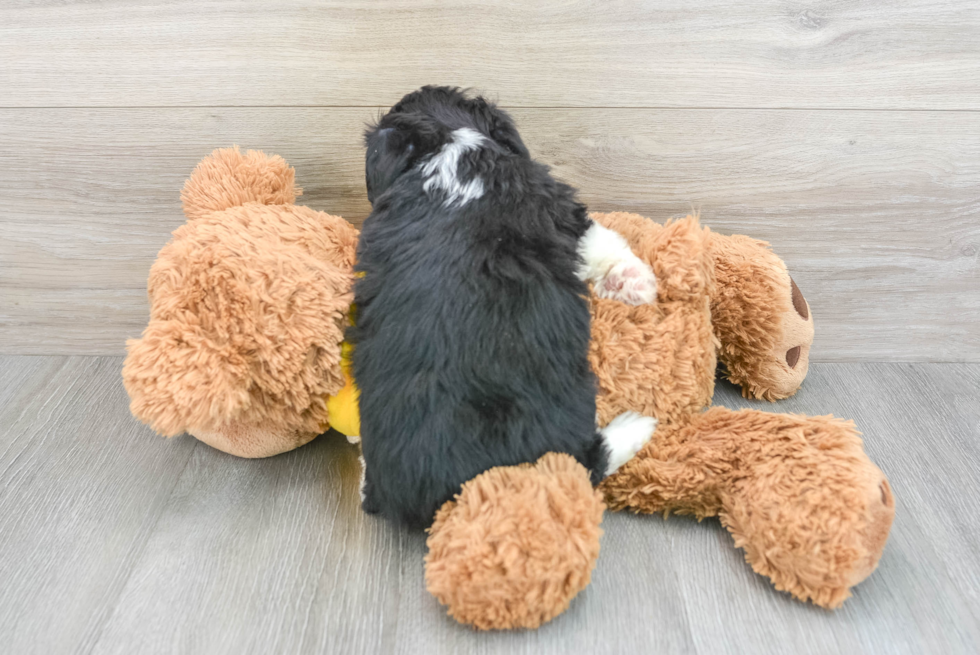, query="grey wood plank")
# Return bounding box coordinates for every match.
[1,108,977,360]
[13,360,959,655]
[1,1,978,109]
[87,432,405,655]
[0,355,62,407]
[0,356,199,655]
